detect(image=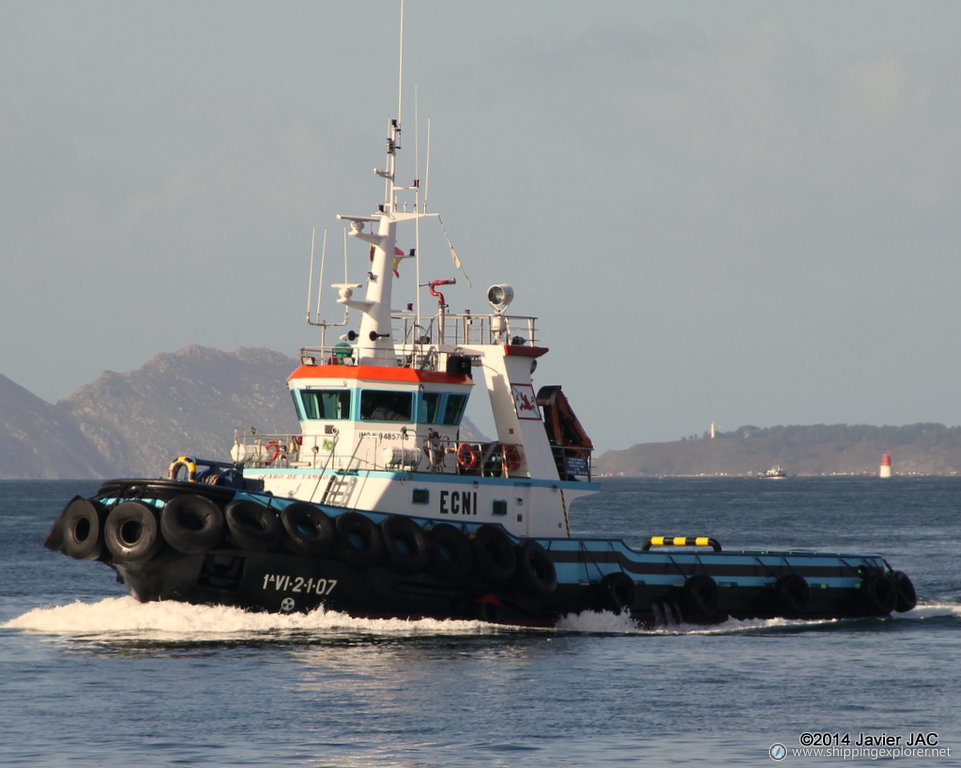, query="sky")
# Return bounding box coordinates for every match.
[3,1,961,453]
